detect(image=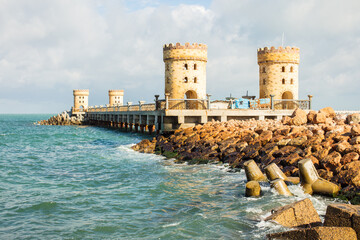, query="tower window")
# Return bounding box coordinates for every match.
[194,64,197,70]
[184,77,188,83]
[262,67,266,73]
[282,66,285,72]
[194,77,197,83]
[263,79,266,85]
[166,64,170,71]
[184,64,188,70]
[282,78,285,84]
[79,101,81,103]
[167,77,170,83]
[290,66,293,72]
[291,79,294,84]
